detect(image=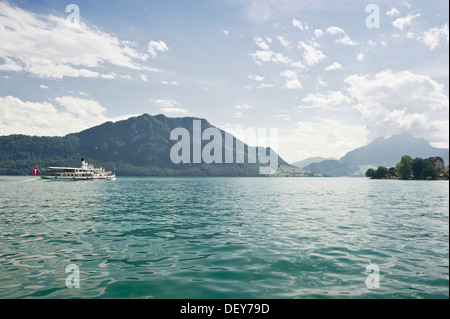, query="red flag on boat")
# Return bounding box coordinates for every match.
[33,165,40,176]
